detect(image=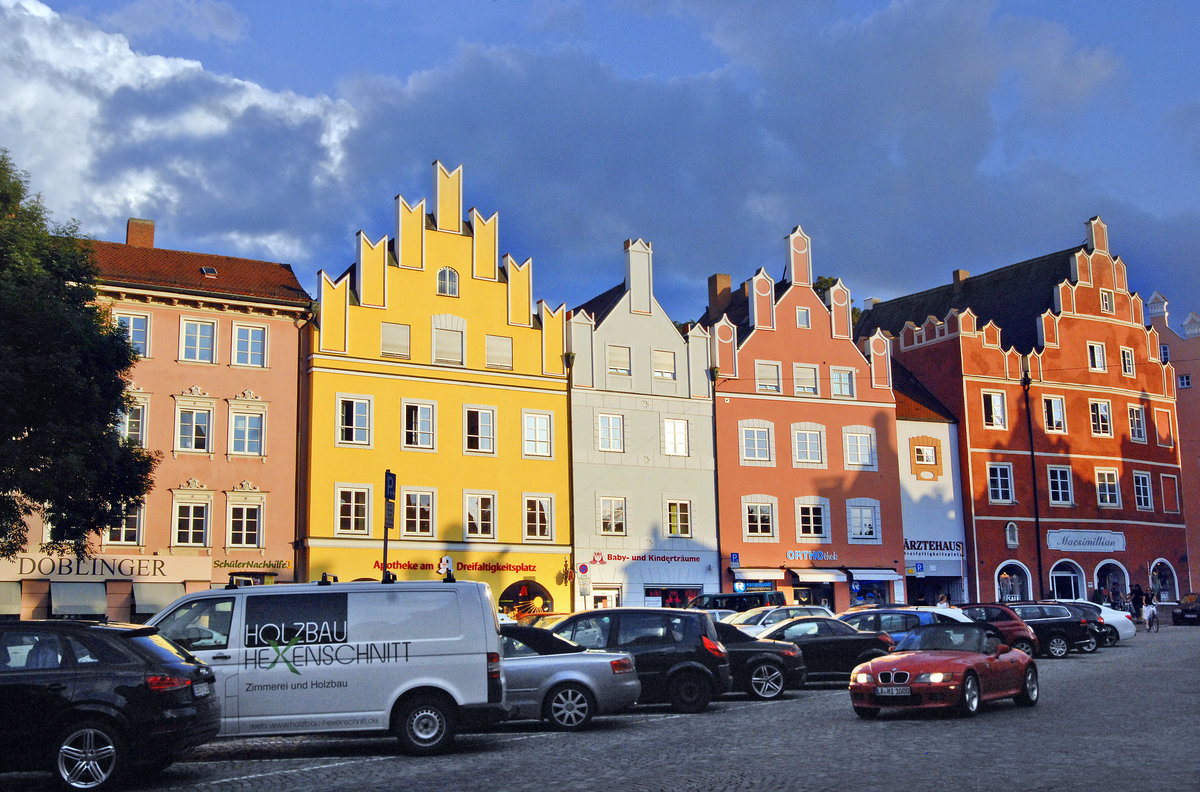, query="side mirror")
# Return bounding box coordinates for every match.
[996,644,1010,656]
[888,645,898,652]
